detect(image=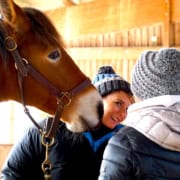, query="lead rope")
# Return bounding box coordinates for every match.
[40,100,67,179]
[3,31,65,179]
[17,71,67,179]
[17,69,54,179]
[41,133,55,180]
[7,40,58,179]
